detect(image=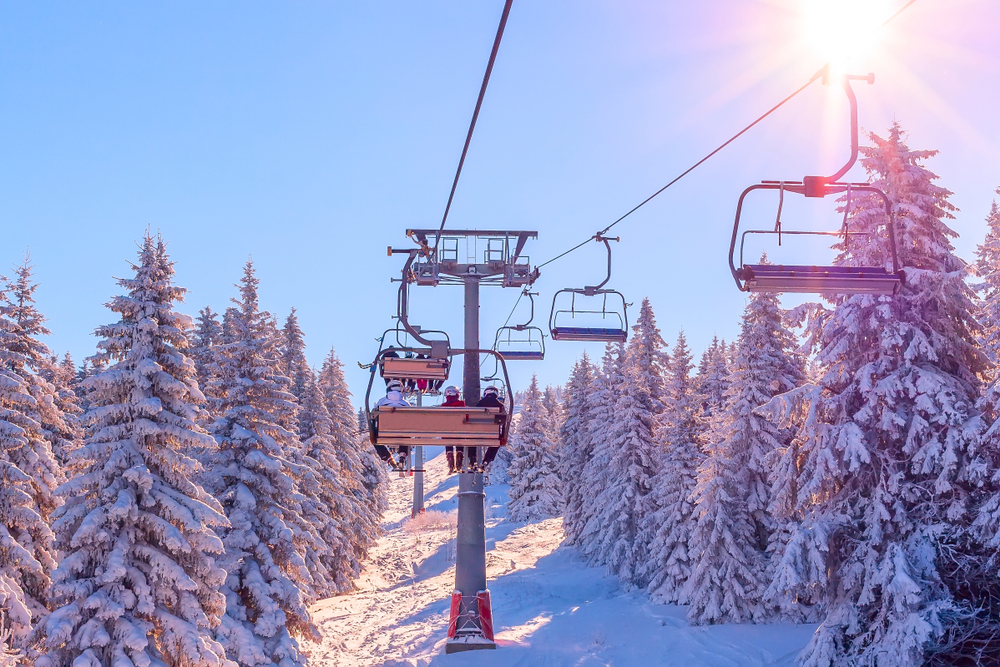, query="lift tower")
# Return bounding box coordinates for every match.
[391,229,537,653]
